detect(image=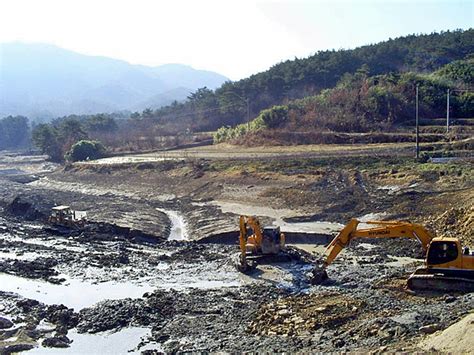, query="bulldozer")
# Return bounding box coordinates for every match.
[48,205,87,230]
[310,218,474,292]
[236,215,286,273]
